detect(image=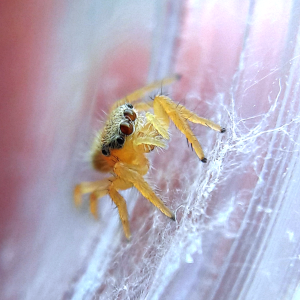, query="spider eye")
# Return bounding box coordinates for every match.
[124,109,136,121]
[109,136,125,149]
[101,145,110,156]
[116,136,125,146]
[126,103,133,108]
[120,121,134,135]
